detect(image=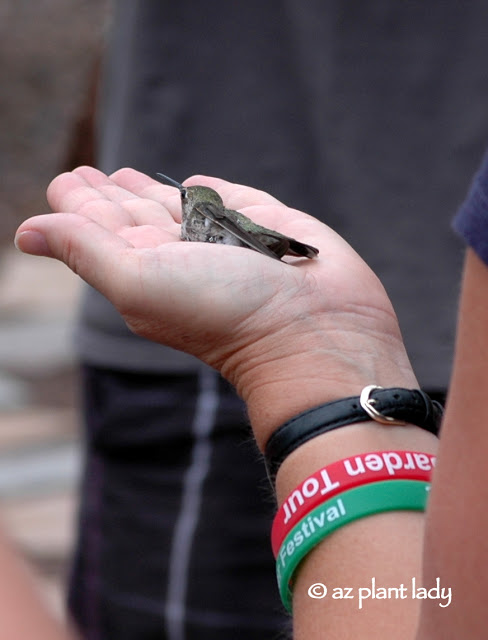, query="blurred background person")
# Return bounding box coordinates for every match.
[63,2,488,639]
